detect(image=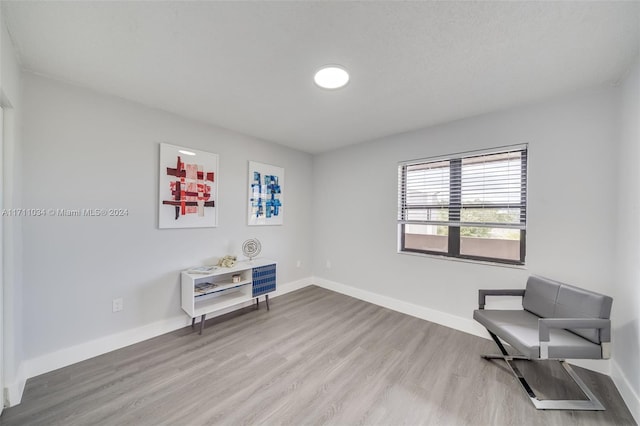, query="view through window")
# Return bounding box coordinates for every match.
[398,145,528,264]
